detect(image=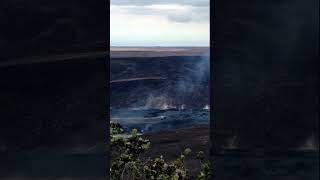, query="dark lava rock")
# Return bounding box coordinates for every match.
[143,126,210,179]
[111,109,209,133]
[110,56,210,109]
